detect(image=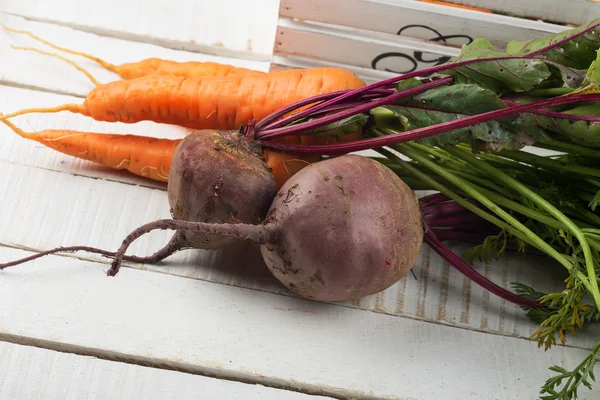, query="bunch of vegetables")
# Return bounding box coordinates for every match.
[3,17,600,399]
